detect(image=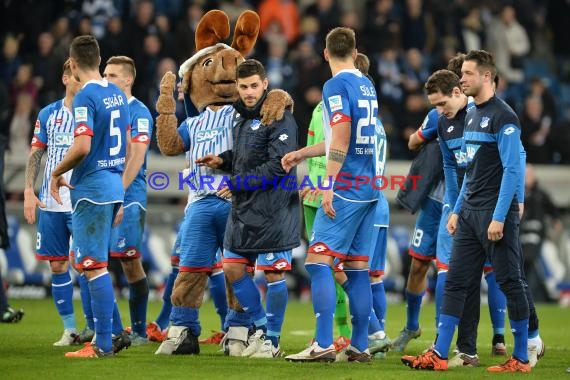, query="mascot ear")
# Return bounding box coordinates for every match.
[195,10,231,51]
[231,10,260,57]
